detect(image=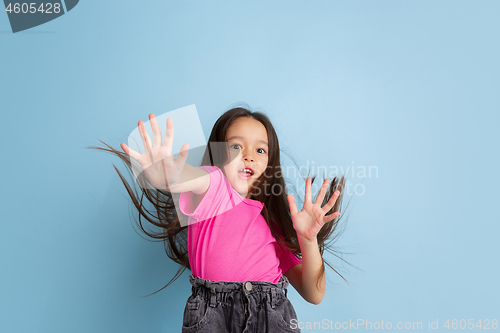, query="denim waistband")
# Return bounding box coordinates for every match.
[188,274,290,308]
